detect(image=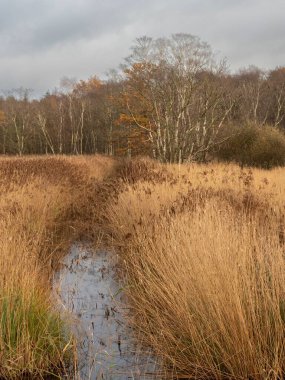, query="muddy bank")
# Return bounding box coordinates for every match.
[53,243,159,380]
